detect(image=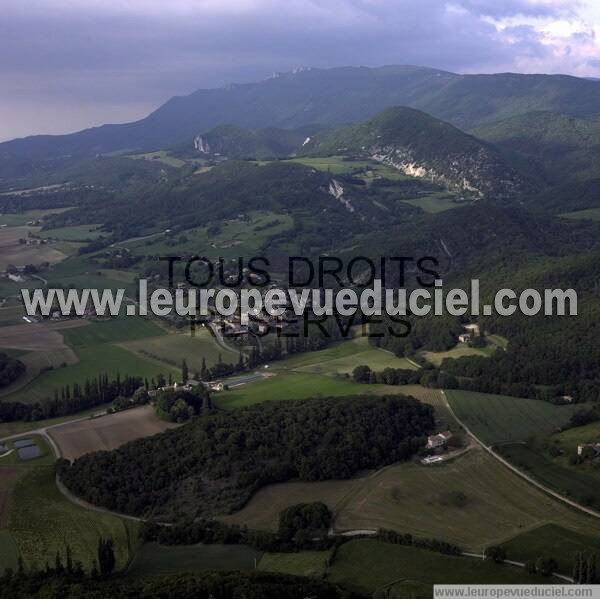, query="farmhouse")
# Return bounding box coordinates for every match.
[427,430,453,449]
[464,323,480,335]
[577,443,600,457]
